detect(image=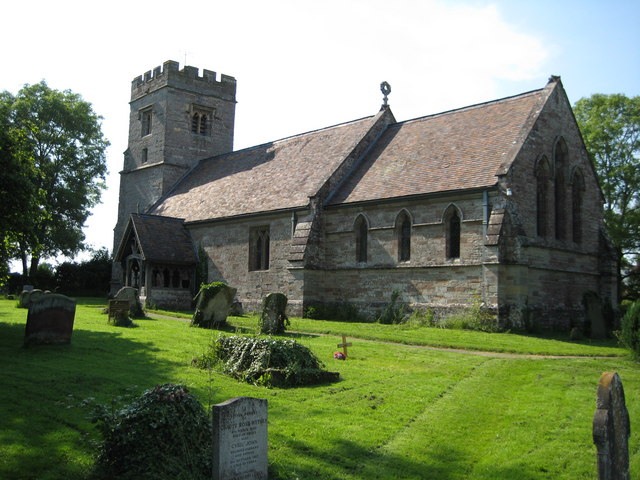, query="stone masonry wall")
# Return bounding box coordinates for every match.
[188,213,304,314]
[312,193,497,317]
[497,80,617,328]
